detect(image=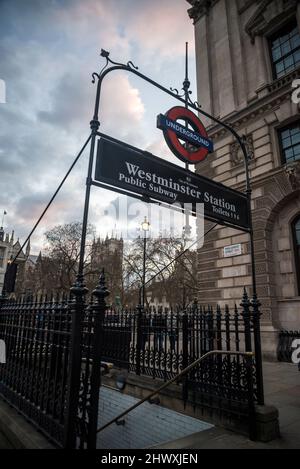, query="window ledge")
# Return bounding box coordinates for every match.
[267,67,300,94]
